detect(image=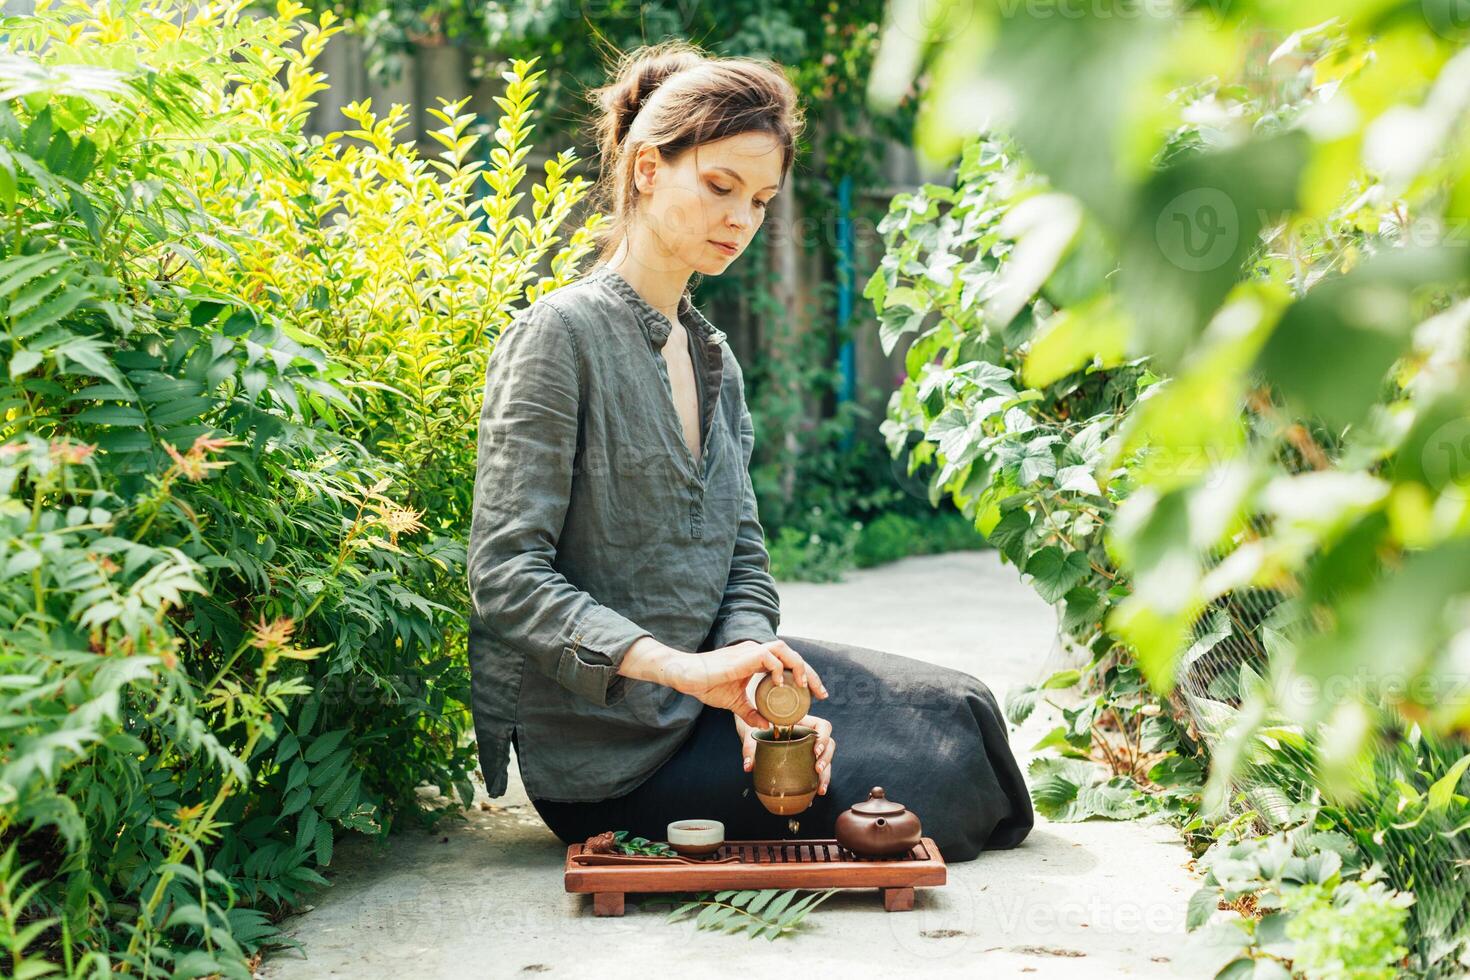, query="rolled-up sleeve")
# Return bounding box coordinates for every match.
[705,388,781,649]
[467,301,651,706]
